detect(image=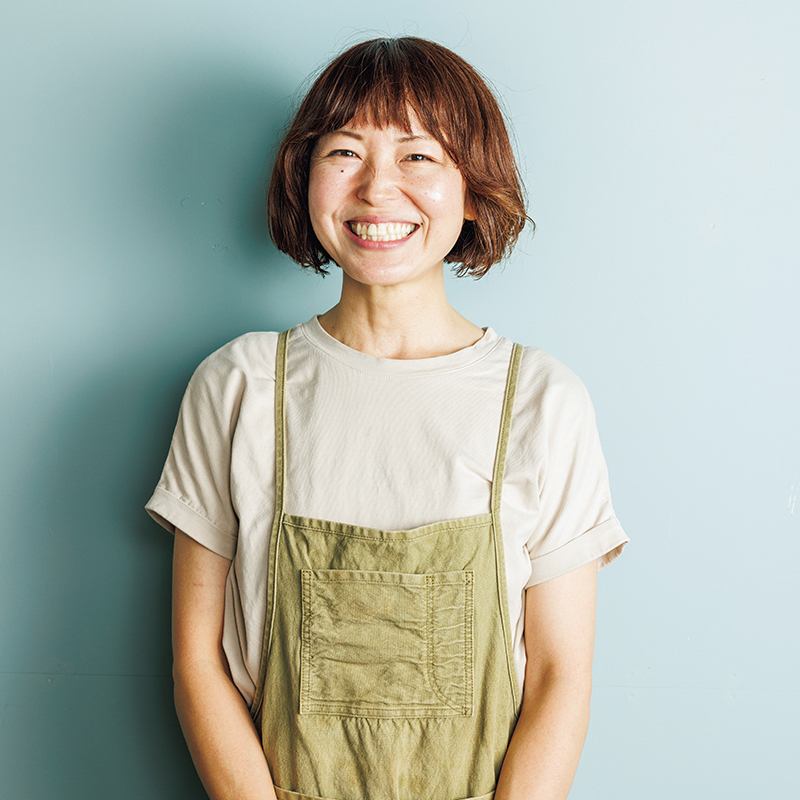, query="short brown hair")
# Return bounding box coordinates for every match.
[268,37,531,278]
